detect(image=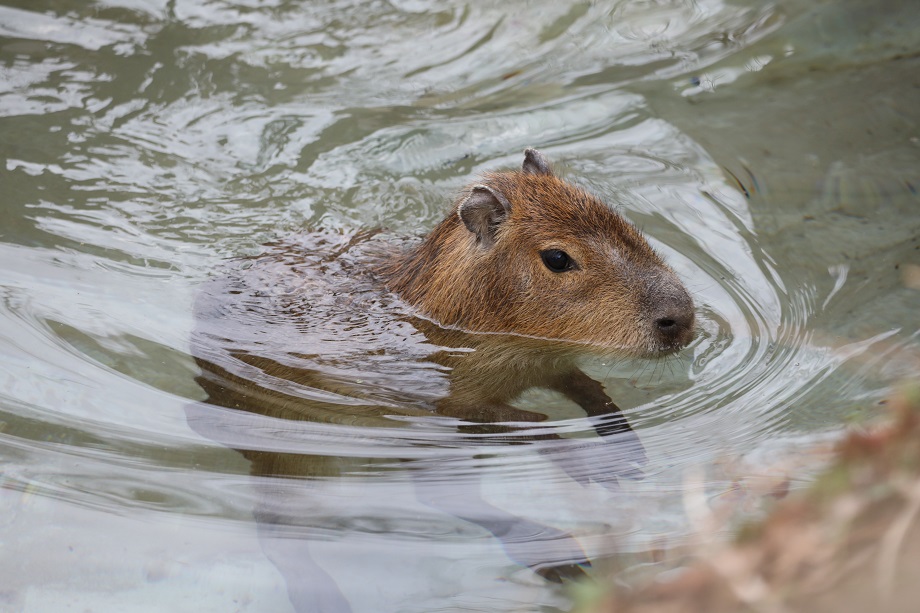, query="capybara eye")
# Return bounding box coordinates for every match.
[540,249,573,272]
